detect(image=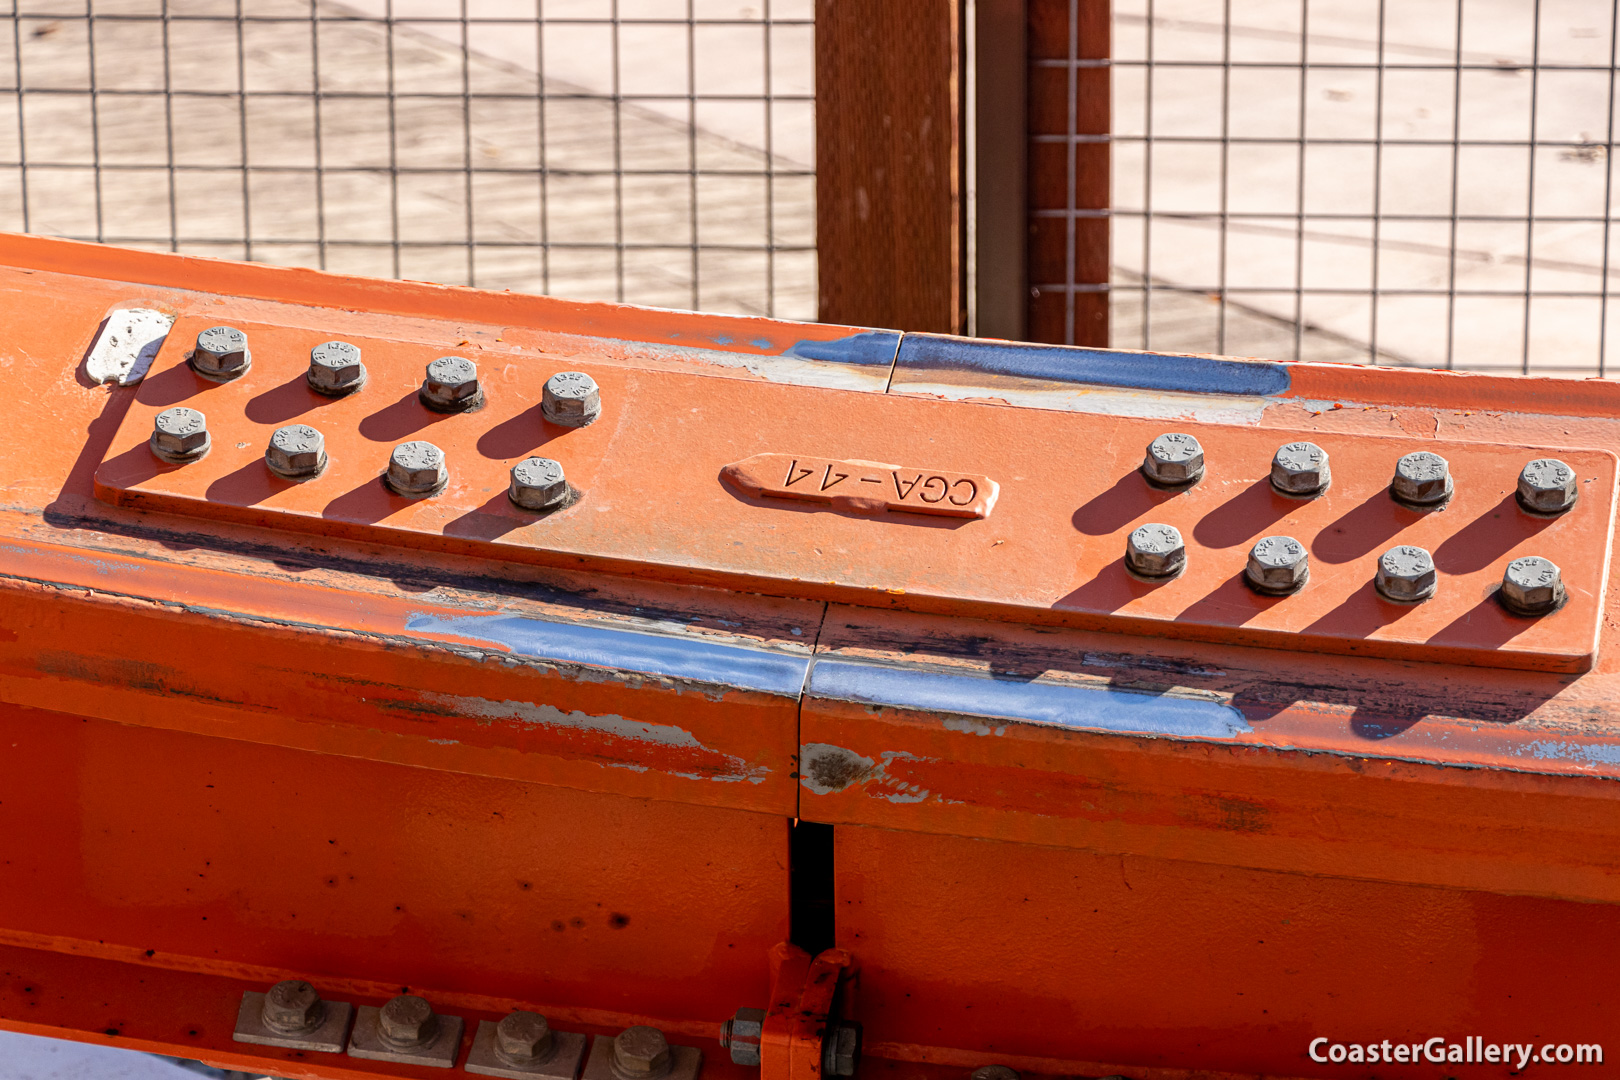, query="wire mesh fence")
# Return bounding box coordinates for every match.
[0,0,815,320]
